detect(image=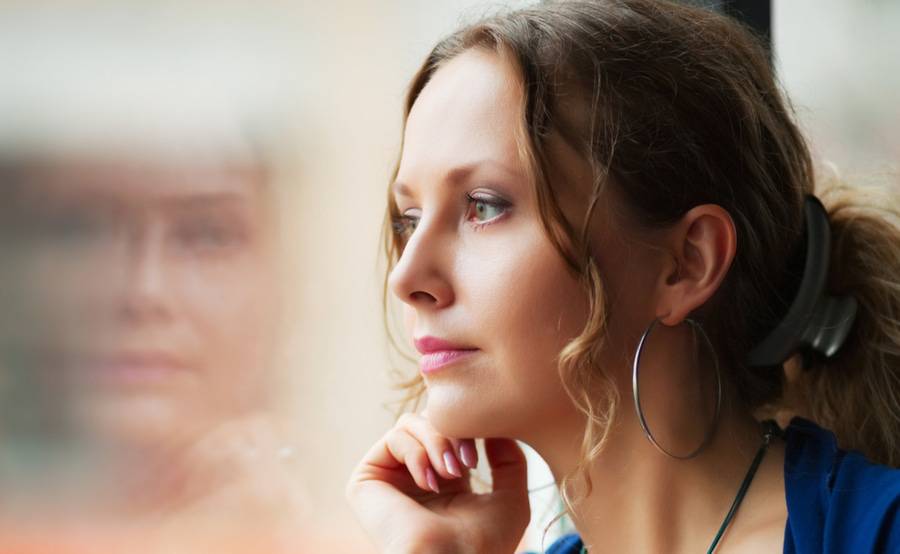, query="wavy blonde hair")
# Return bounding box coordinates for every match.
[382,0,900,516]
